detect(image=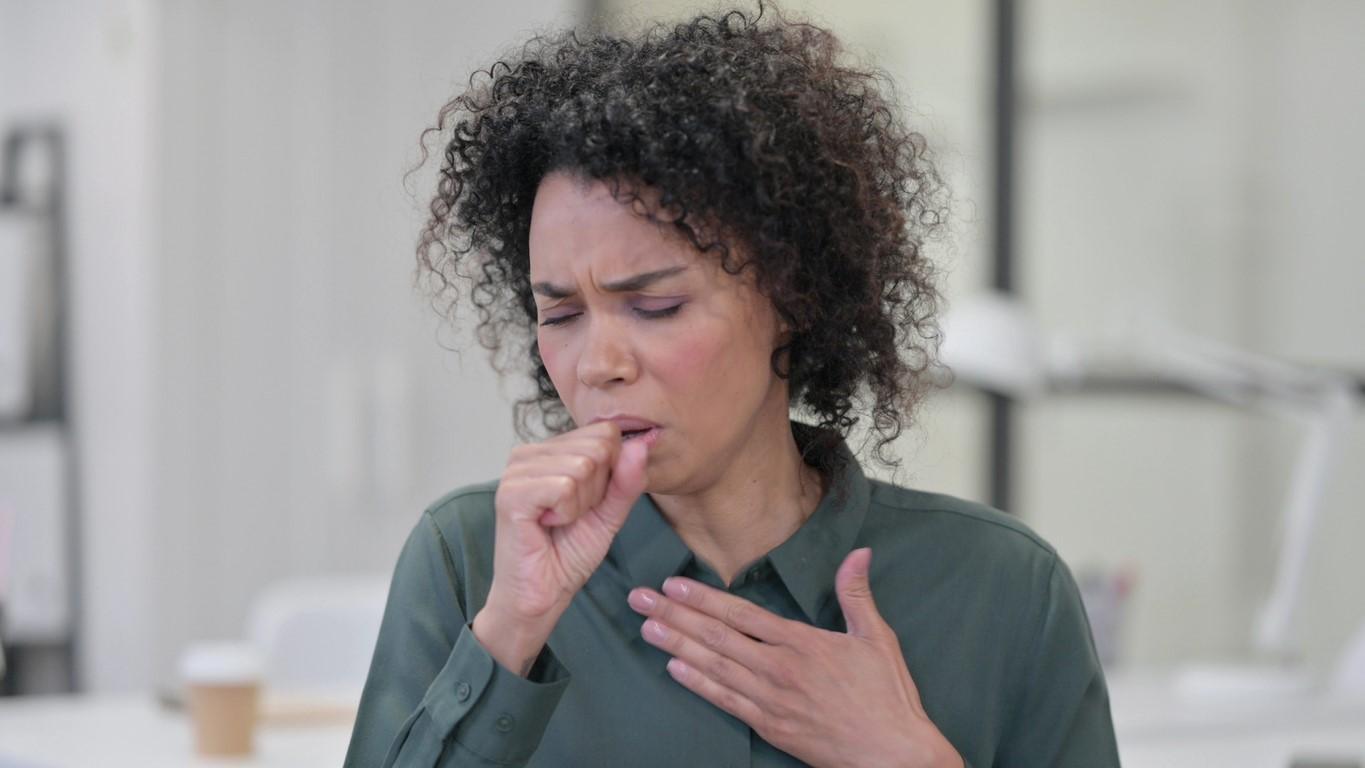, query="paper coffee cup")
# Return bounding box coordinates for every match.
[179,642,263,757]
